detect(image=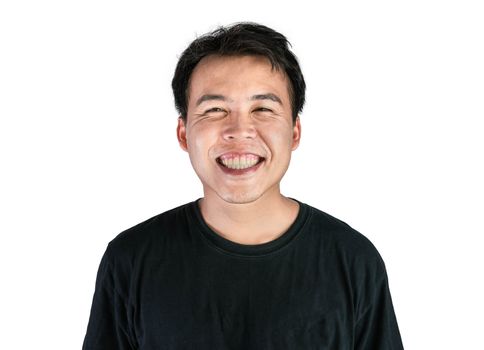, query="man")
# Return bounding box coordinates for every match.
[83,22,404,349]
